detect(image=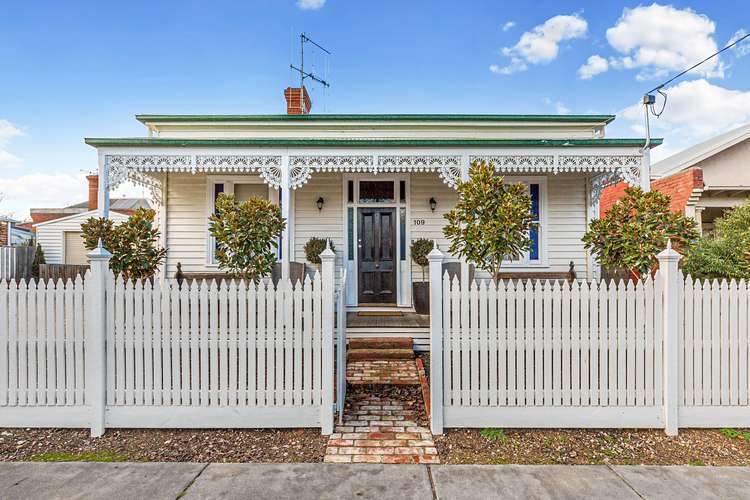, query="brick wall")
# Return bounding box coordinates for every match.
[599,168,704,216]
[0,223,7,246]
